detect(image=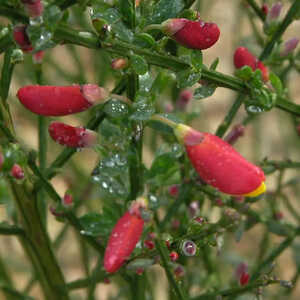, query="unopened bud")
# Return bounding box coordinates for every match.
[169,251,179,261]
[280,38,299,56]
[13,25,33,53]
[168,184,179,197]
[262,4,268,16]
[174,265,185,279]
[0,153,4,170]
[269,2,282,20]
[111,58,128,70]
[144,239,155,250]
[189,201,199,217]
[235,262,248,279]
[171,219,180,230]
[33,50,45,64]
[239,272,250,286]
[21,0,43,18]
[62,193,73,208]
[103,278,110,284]
[274,211,284,220]
[224,124,245,145]
[10,164,24,180]
[176,89,193,110]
